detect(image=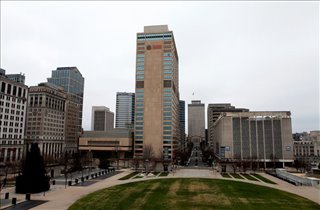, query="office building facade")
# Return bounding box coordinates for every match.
[179,100,186,150]
[207,103,249,147]
[91,106,114,131]
[25,83,66,161]
[47,67,84,153]
[115,92,135,128]
[0,70,28,164]
[188,100,205,145]
[134,25,180,160]
[213,111,294,167]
